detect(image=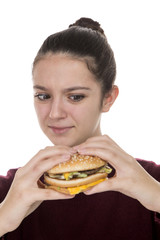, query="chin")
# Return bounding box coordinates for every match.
[47,136,76,147]
[47,133,83,147]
